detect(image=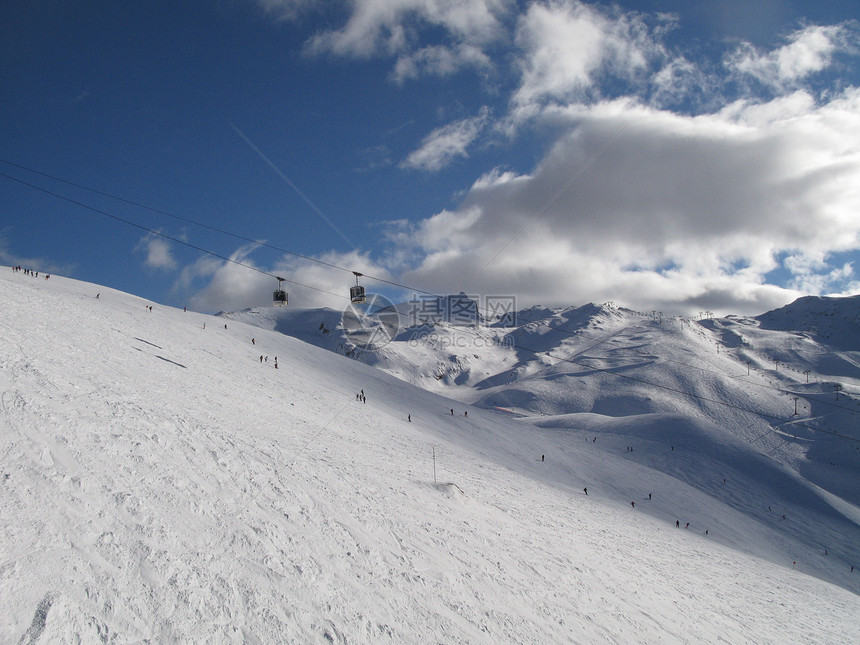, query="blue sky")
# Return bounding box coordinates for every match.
[1,1,858,315]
